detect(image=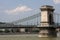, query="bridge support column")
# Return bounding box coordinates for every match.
[38,27,57,37]
[38,5,57,37]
